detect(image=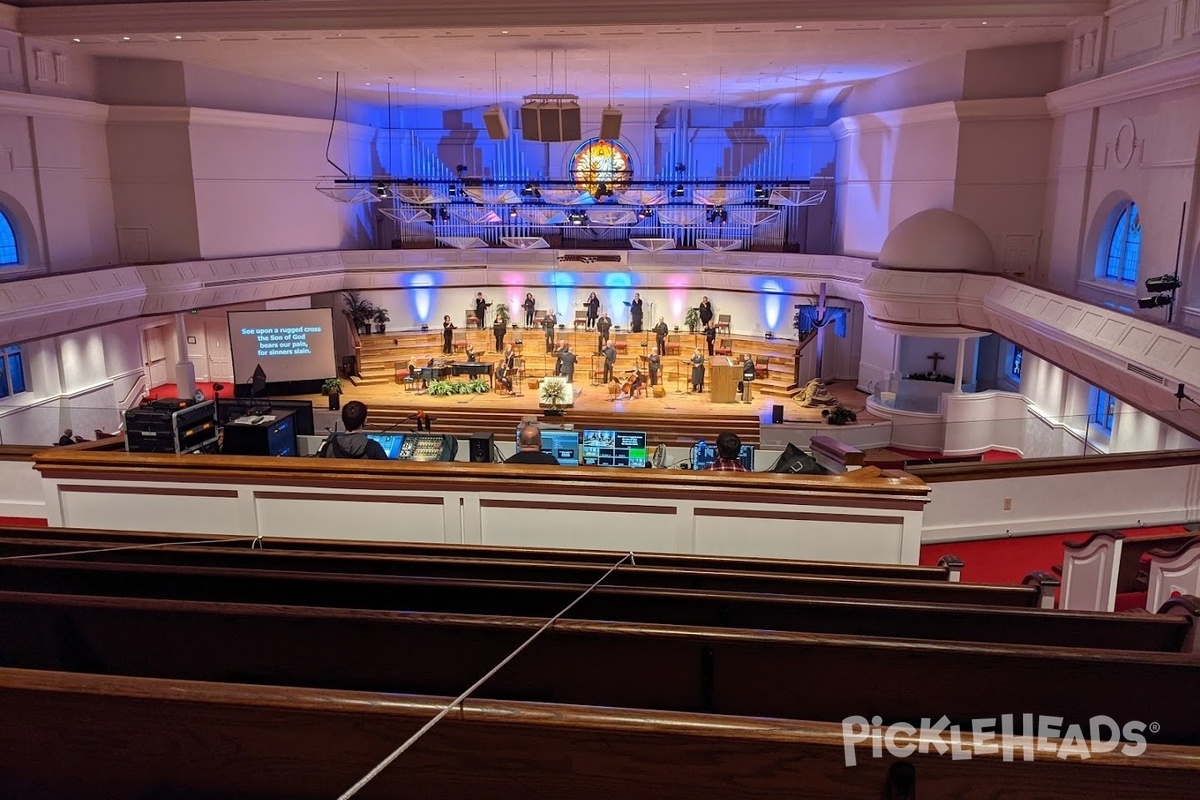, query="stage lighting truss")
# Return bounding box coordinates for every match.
[731,209,780,226]
[696,238,743,252]
[658,208,707,226]
[539,188,595,205]
[587,209,639,227]
[694,188,748,206]
[436,236,489,249]
[379,207,433,224]
[769,188,827,207]
[615,189,669,206]
[449,207,504,225]
[464,187,521,205]
[517,209,569,226]
[315,183,381,204]
[629,238,676,252]
[501,237,551,249]
[393,185,451,204]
